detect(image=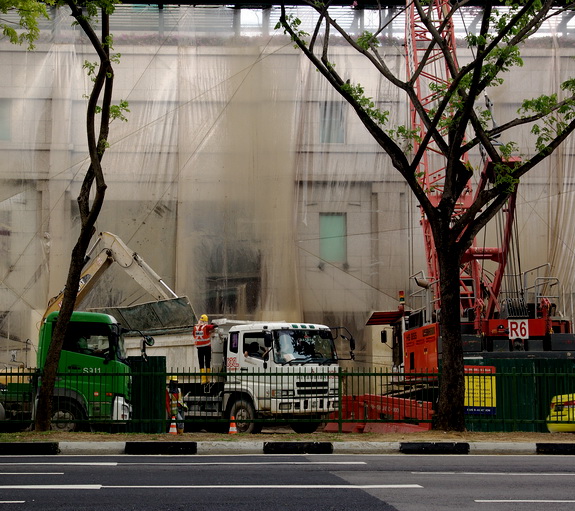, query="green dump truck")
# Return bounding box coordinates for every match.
[0,310,152,431]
